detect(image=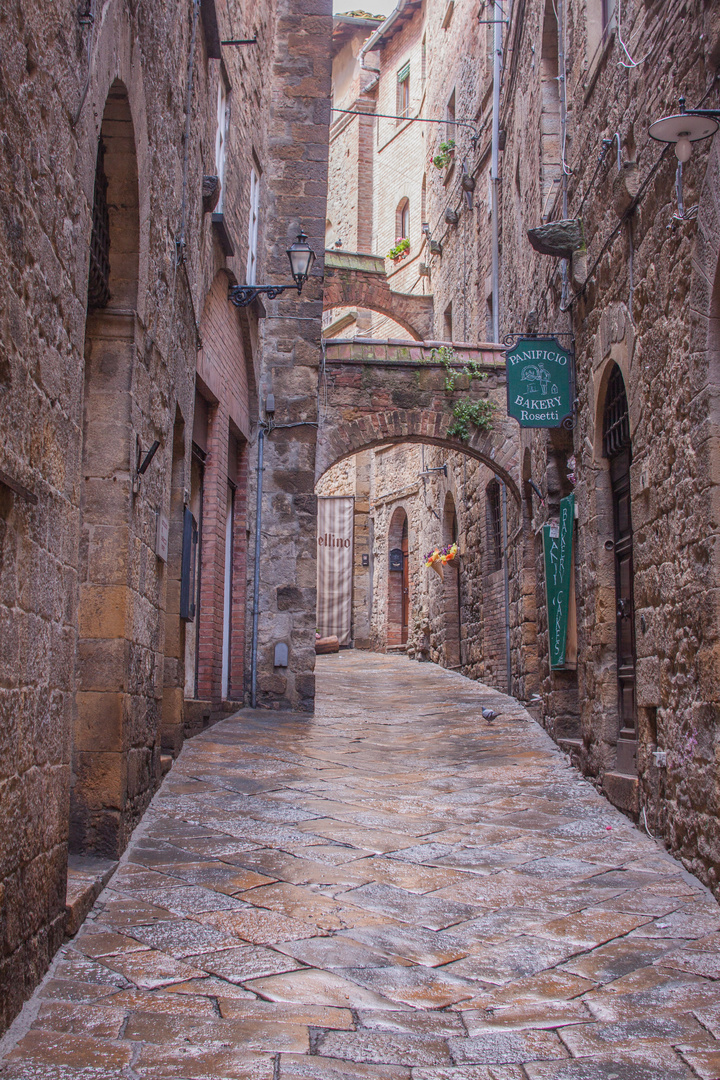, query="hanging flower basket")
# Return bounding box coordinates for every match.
[424,542,459,578]
[425,546,444,578]
[441,542,459,568]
